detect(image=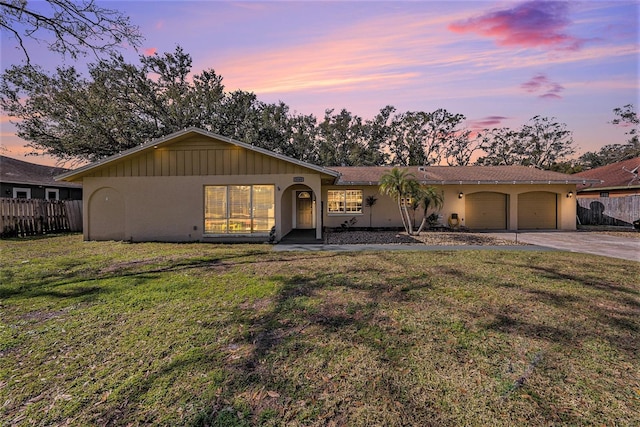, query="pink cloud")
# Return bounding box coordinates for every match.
[144,47,158,56]
[212,15,433,95]
[520,73,564,99]
[467,116,509,129]
[540,93,562,99]
[448,1,585,51]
